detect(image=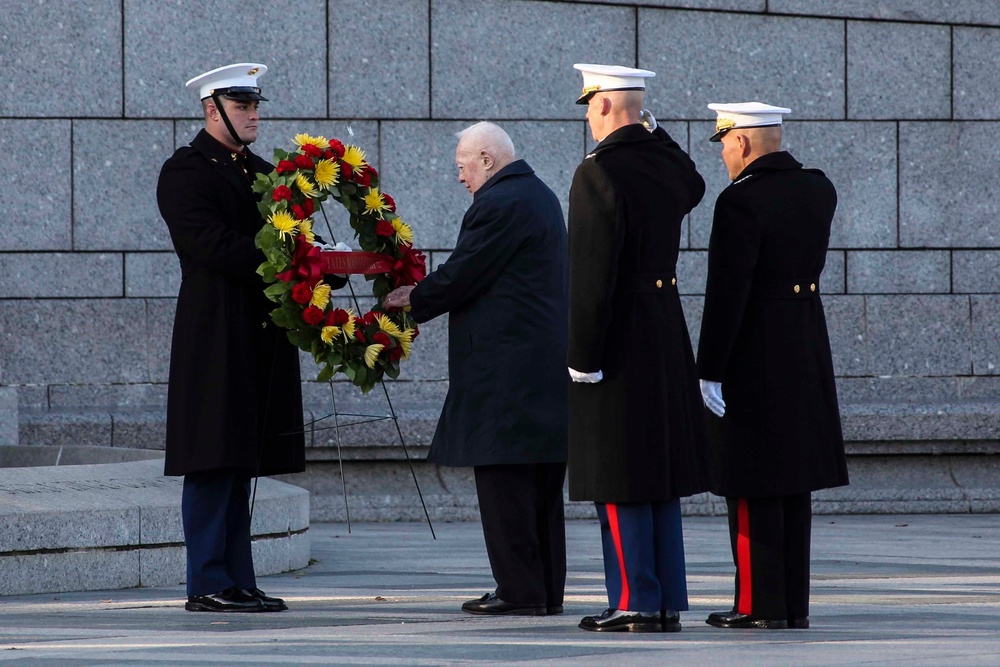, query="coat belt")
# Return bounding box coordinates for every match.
[751,278,821,299]
[621,272,678,294]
